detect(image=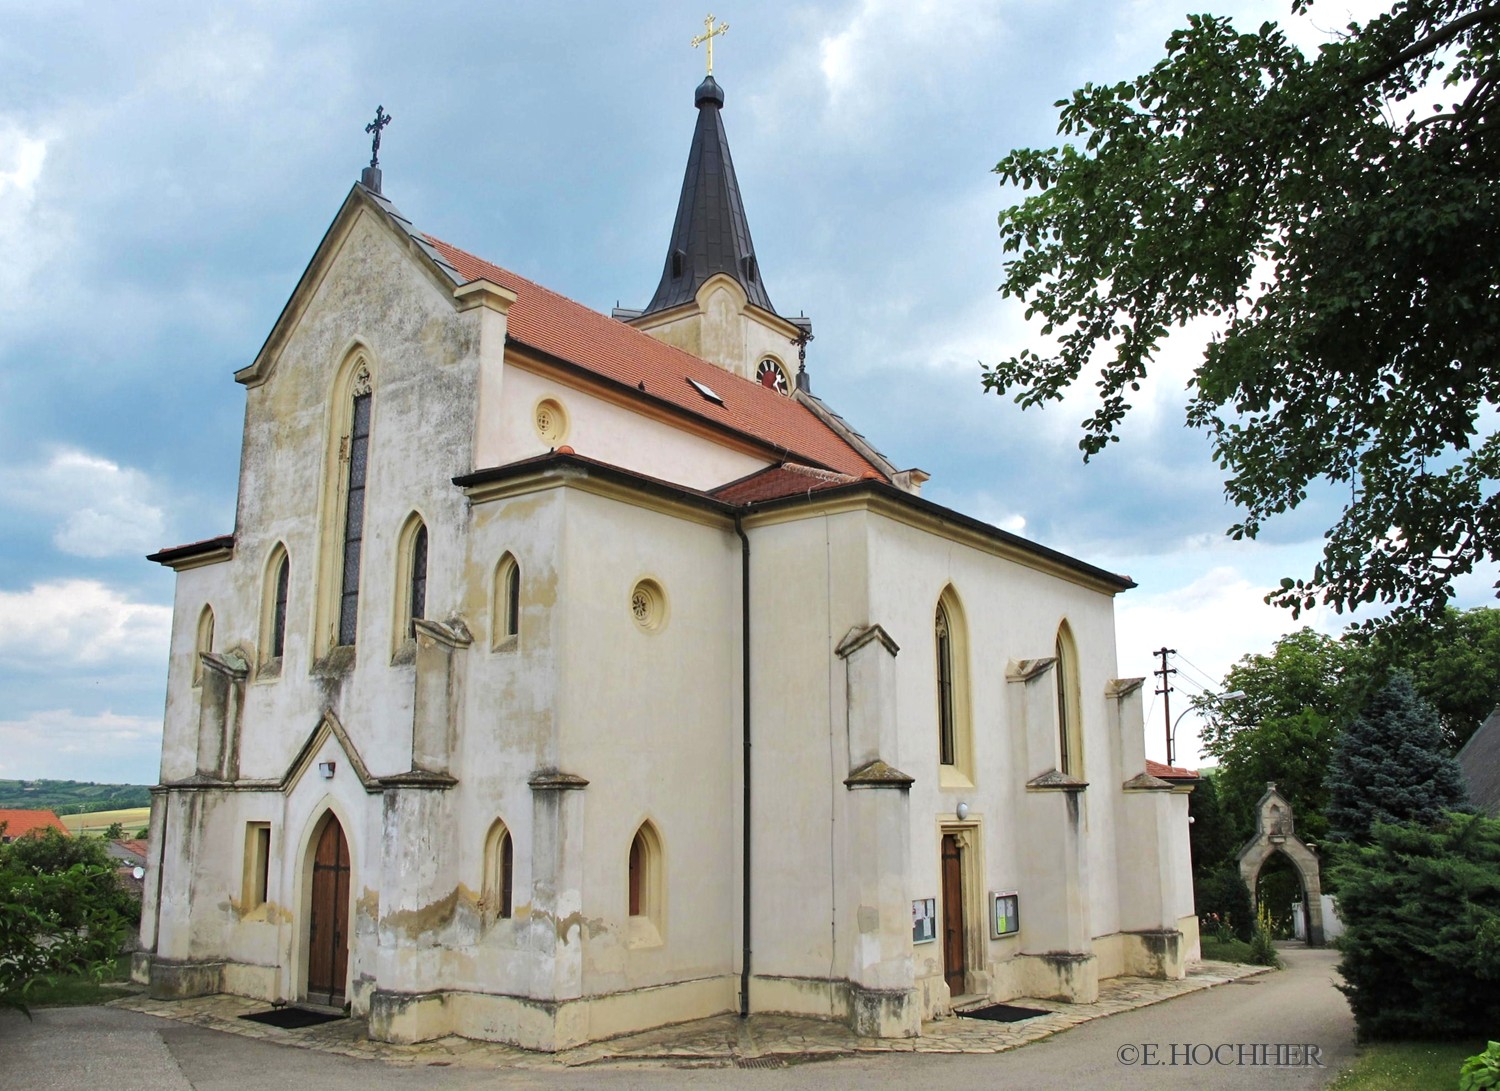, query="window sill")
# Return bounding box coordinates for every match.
[254,657,283,683]
[491,633,519,654]
[938,765,974,790]
[627,915,663,949]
